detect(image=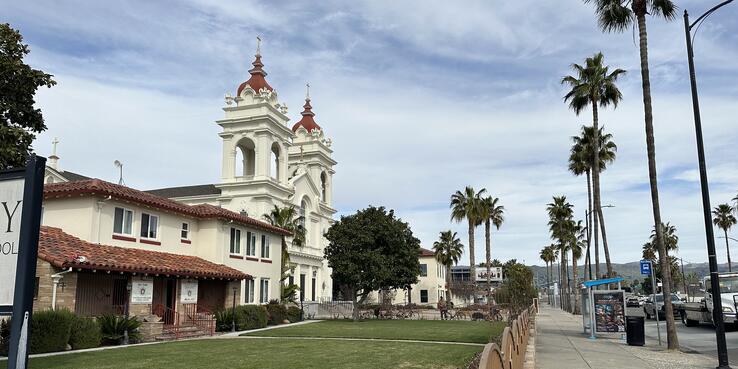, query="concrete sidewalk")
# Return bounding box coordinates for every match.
[535,304,715,369]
